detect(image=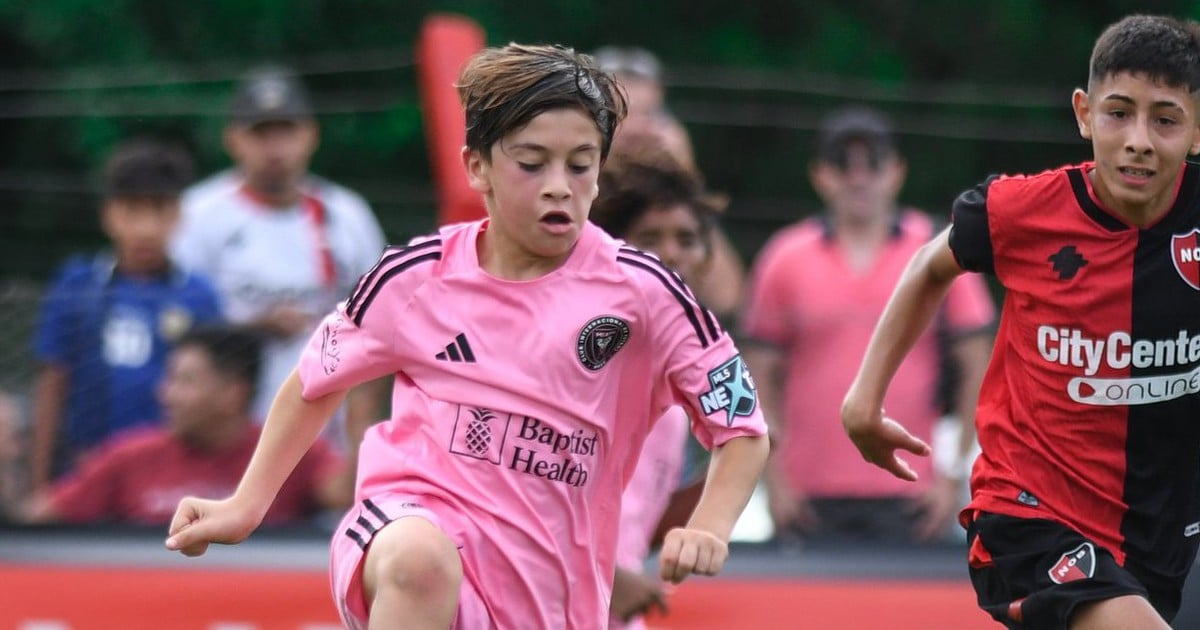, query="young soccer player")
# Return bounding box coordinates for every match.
[165,43,769,629]
[842,14,1200,630]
